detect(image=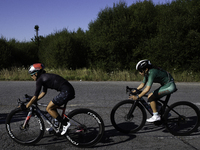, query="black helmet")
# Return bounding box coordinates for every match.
[136,60,152,72]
